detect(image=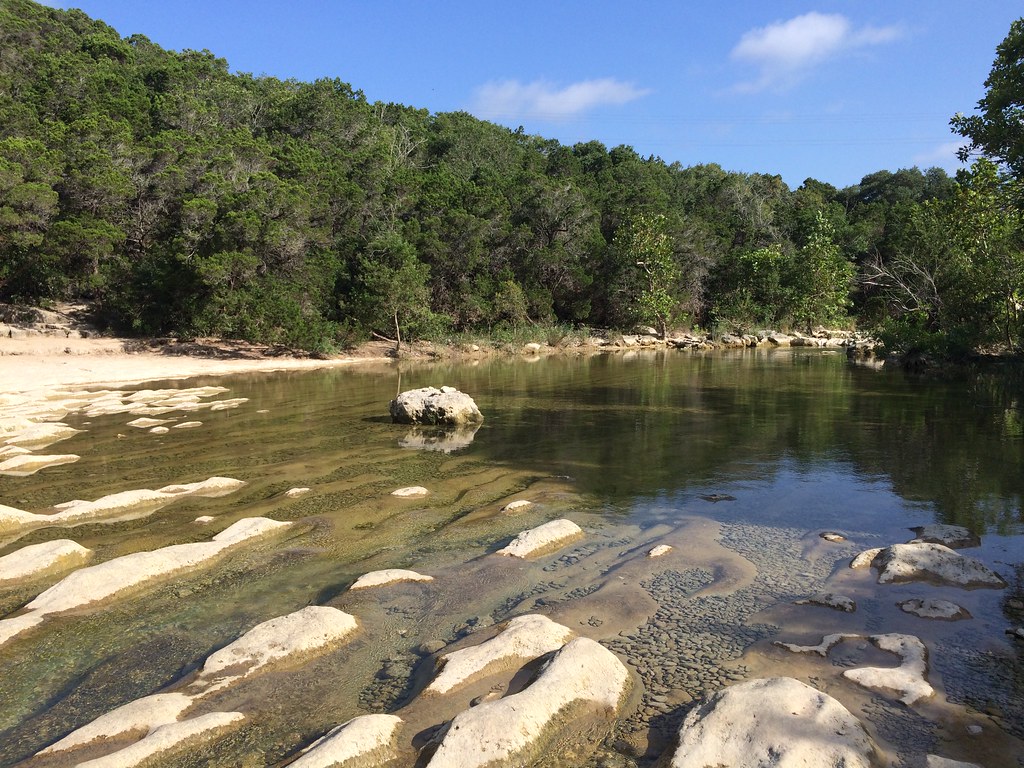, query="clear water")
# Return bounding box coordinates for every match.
[1,349,1022,766]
